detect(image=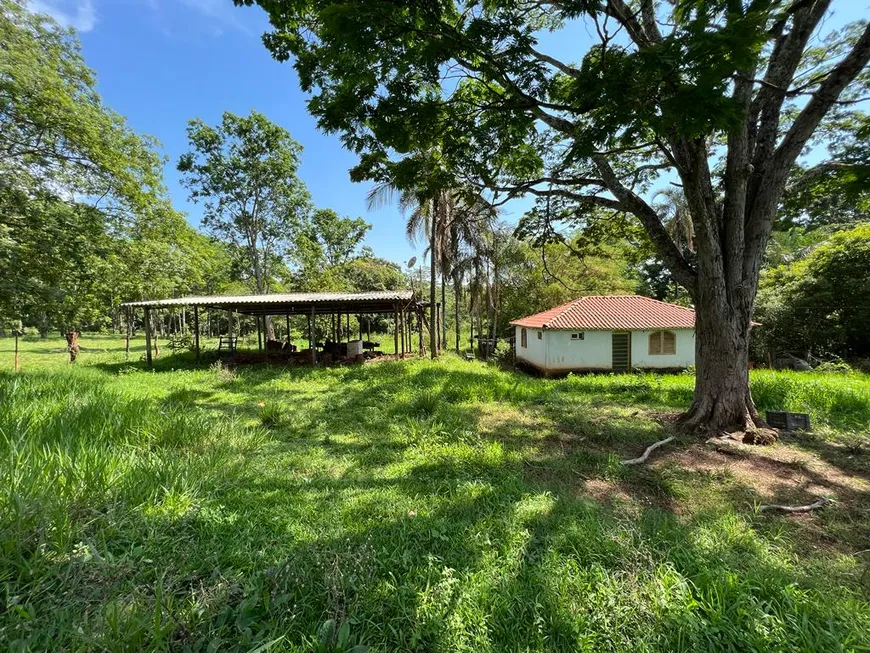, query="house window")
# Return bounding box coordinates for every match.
[537,331,542,340]
[649,330,676,355]
[521,328,527,348]
[570,332,585,341]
